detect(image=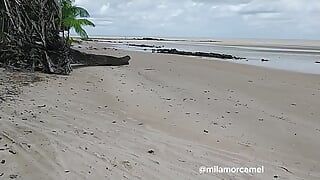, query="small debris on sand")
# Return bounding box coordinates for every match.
[144,68,155,71]
[9,174,18,179]
[9,150,16,155]
[261,58,270,62]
